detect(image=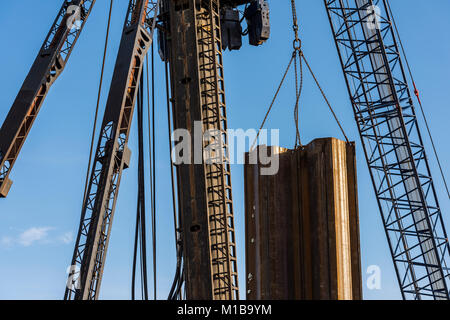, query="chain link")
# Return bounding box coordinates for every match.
[291,0,301,51]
